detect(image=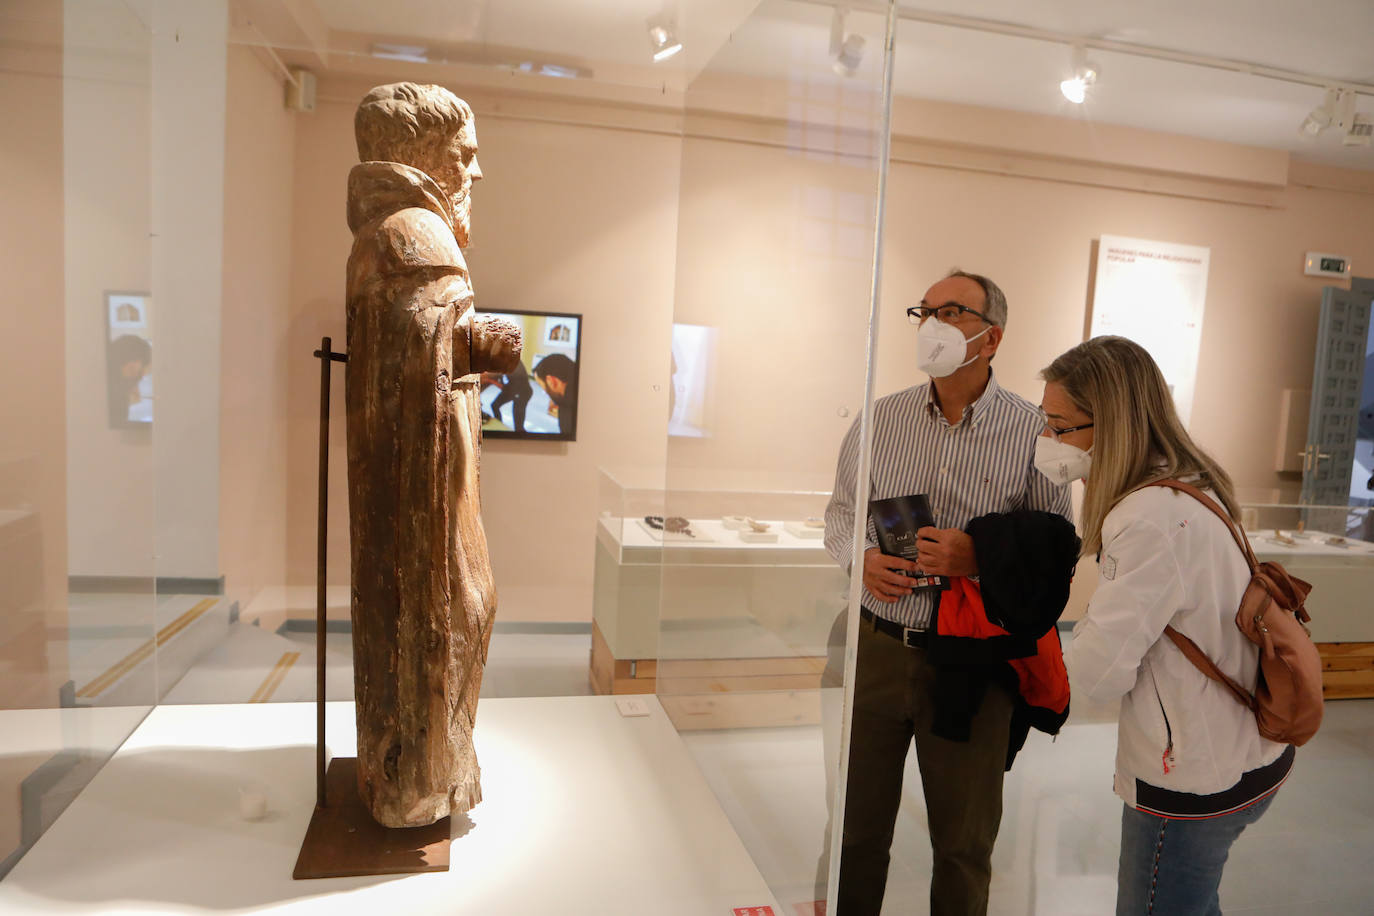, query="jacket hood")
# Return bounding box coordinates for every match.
[346,161,456,235]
